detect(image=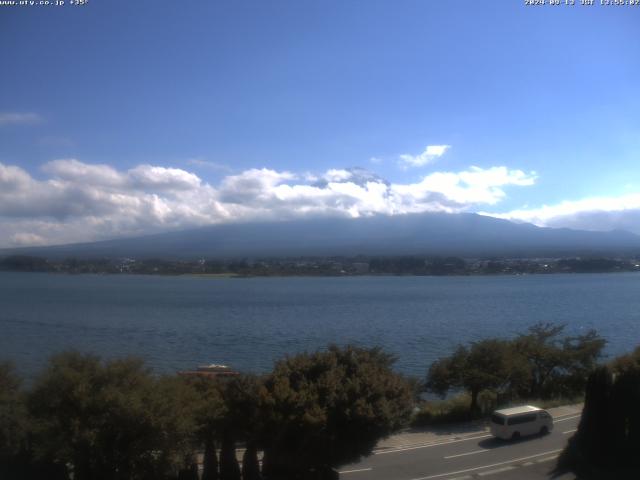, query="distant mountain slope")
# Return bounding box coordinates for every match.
[3,213,640,259]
